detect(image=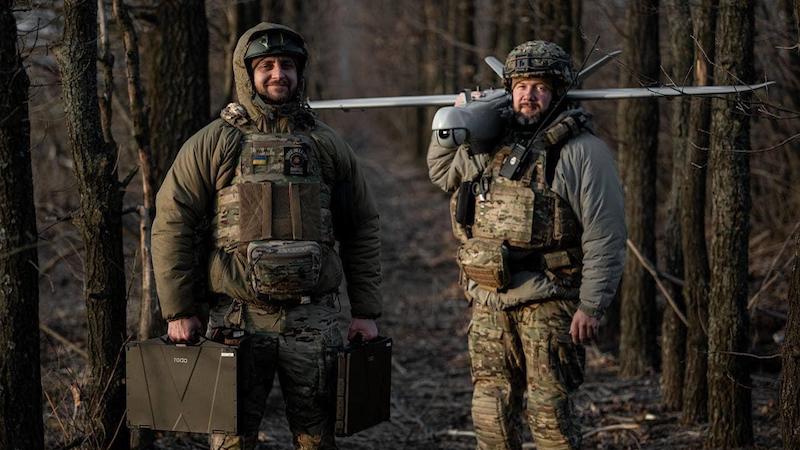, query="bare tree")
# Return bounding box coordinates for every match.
[222,0,262,108]
[495,0,517,57]
[54,0,128,448]
[112,0,162,340]
[533,0,576,55]
[571,0,583,64]
[0,2,44,448]
[680,0,717,425]
[147,0,209,185]
[706,0,755,446]
[617,0,659,377]
[659,0,691,411]
[783,230,800,450]
[782,7,800,448]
